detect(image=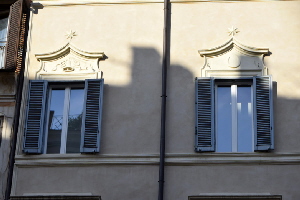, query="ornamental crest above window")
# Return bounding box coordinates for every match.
[35,40,106,80]
[198,29,269,77]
